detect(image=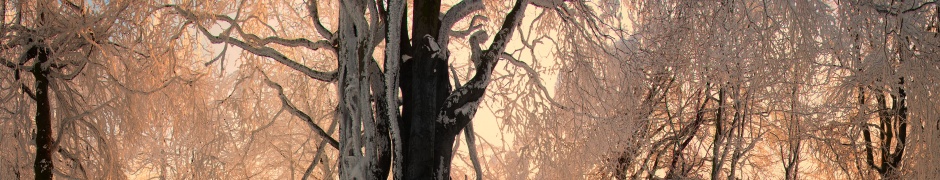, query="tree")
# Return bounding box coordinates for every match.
[157,0,598,179]
[504,0,938,179]
[0,0,182,179]
[827,0,940,179]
